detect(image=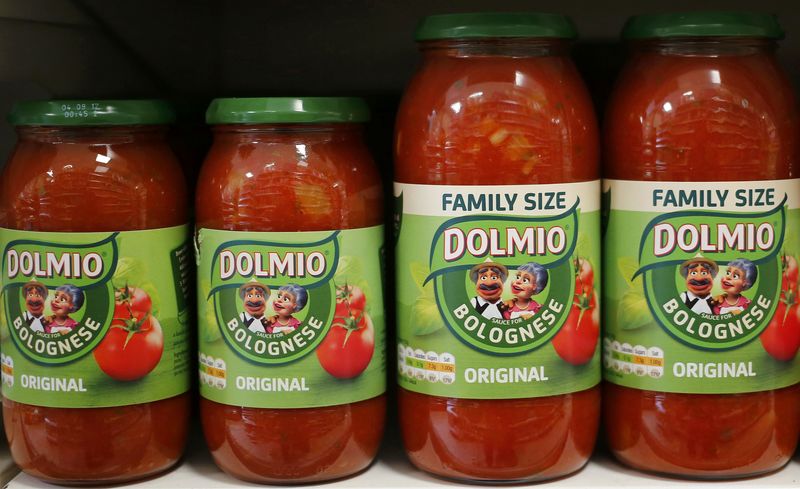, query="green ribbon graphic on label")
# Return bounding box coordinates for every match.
[634,200,784,350]
[3,234,118,364]
[426,202,578,355]
[207,233,339,365]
